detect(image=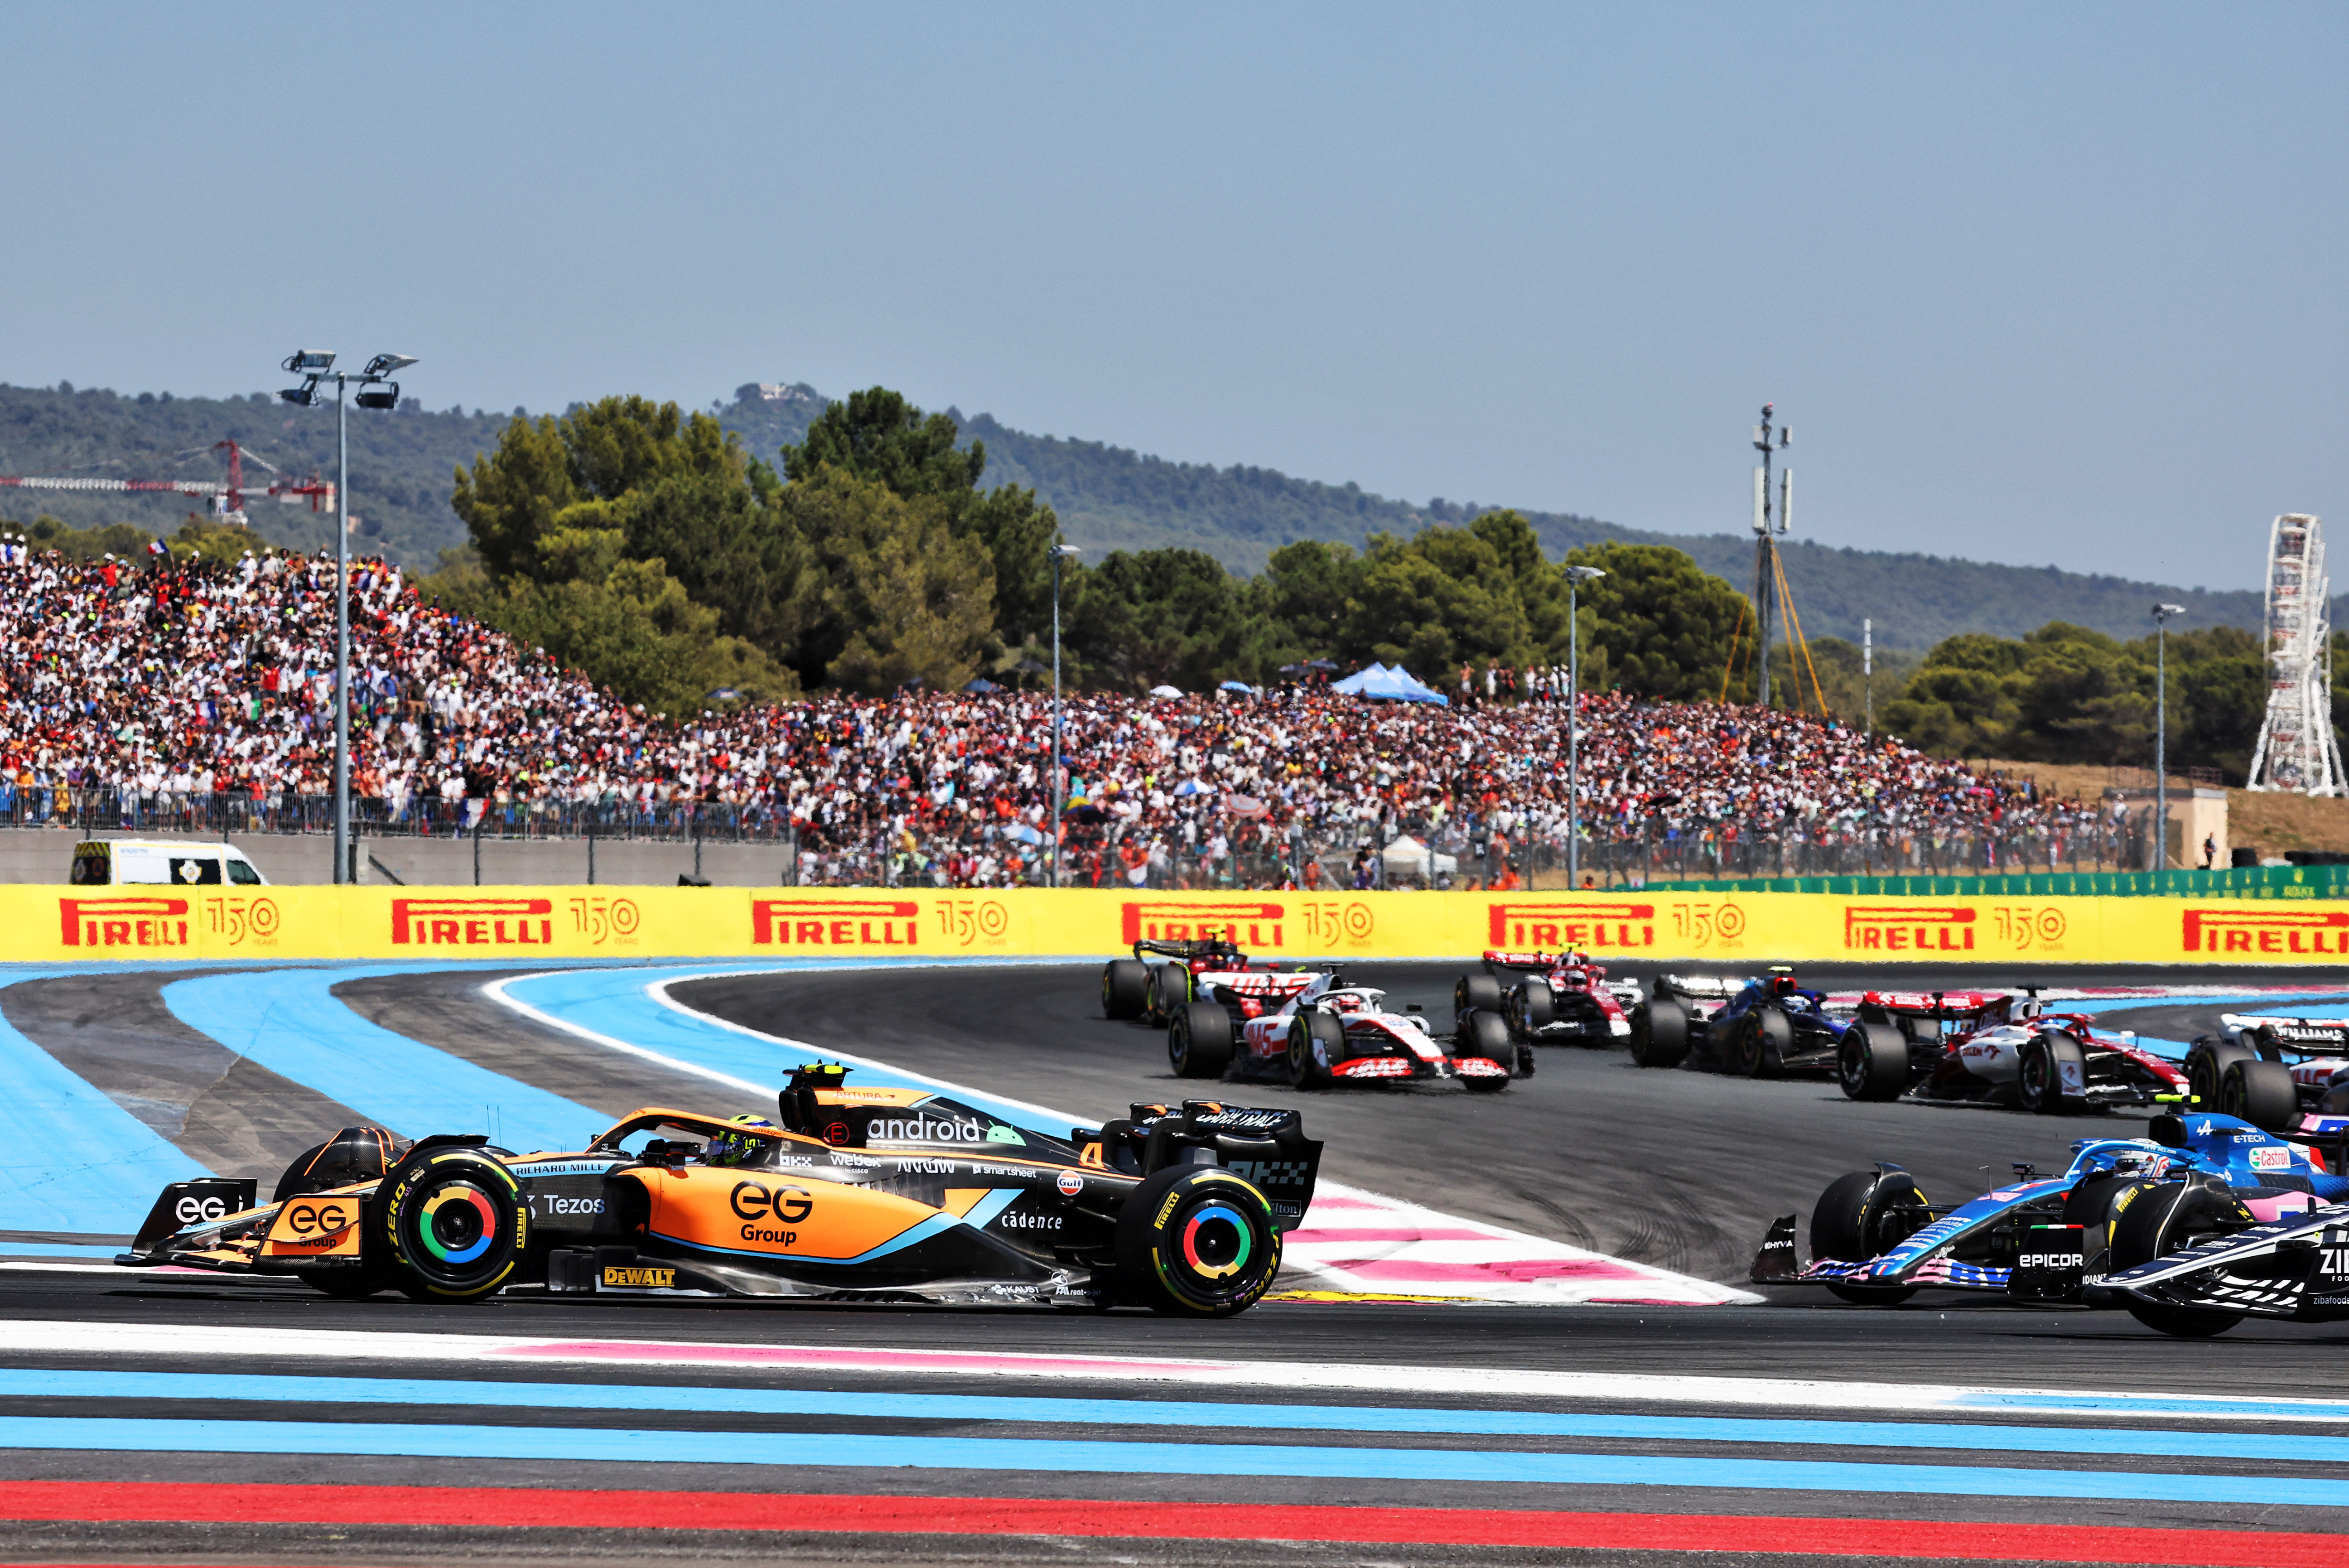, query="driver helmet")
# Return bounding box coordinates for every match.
[707,1114,777,1168]
[1329,990,1367,1014]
